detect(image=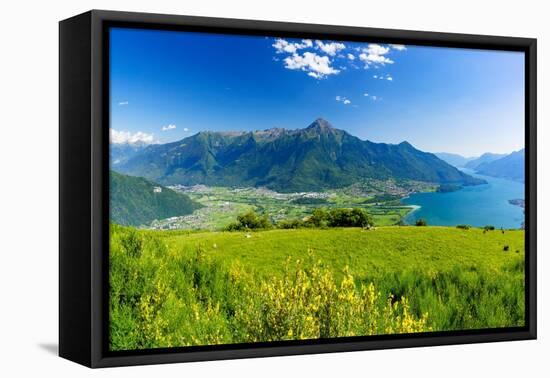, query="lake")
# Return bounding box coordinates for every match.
[401,169,524,229]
